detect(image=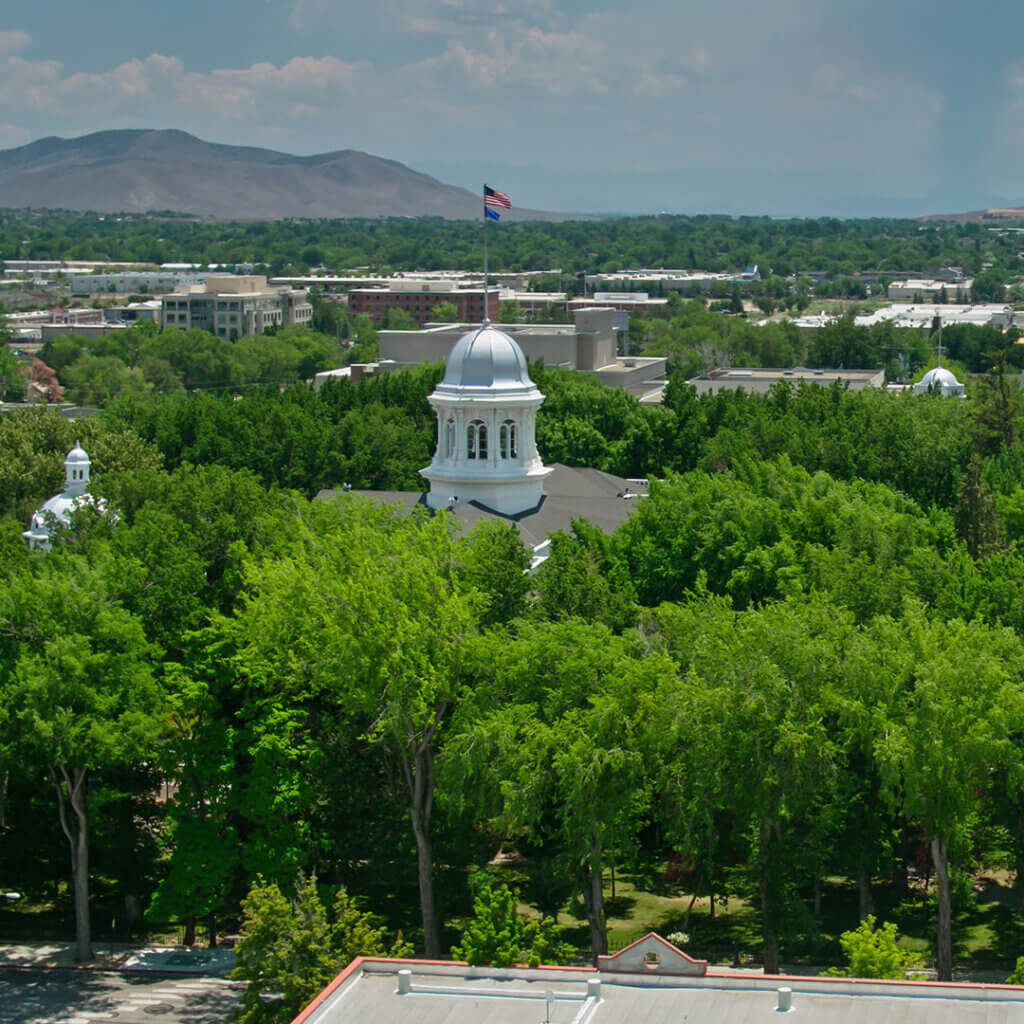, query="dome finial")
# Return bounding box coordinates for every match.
[481,317,491,328]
